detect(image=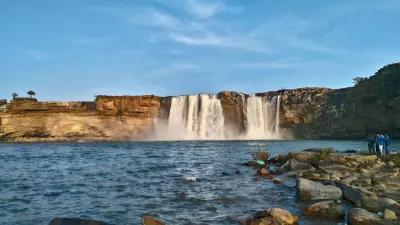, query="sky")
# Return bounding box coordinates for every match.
[1,0,400,101]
